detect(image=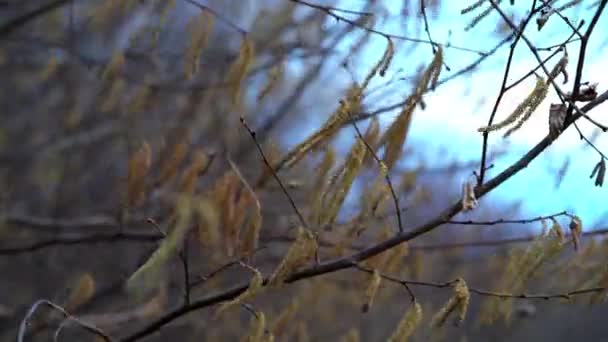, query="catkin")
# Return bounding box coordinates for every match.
[63,273,96,312]
[431,278,470,327]
[388,301,423,342]
[216,269,264,315]
[184,11,214,80]
[362,269,382,312]
[268,227,317,286]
